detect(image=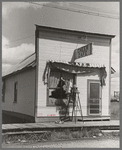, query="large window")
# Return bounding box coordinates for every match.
[47,70,74,106]
[14,82,18,103]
